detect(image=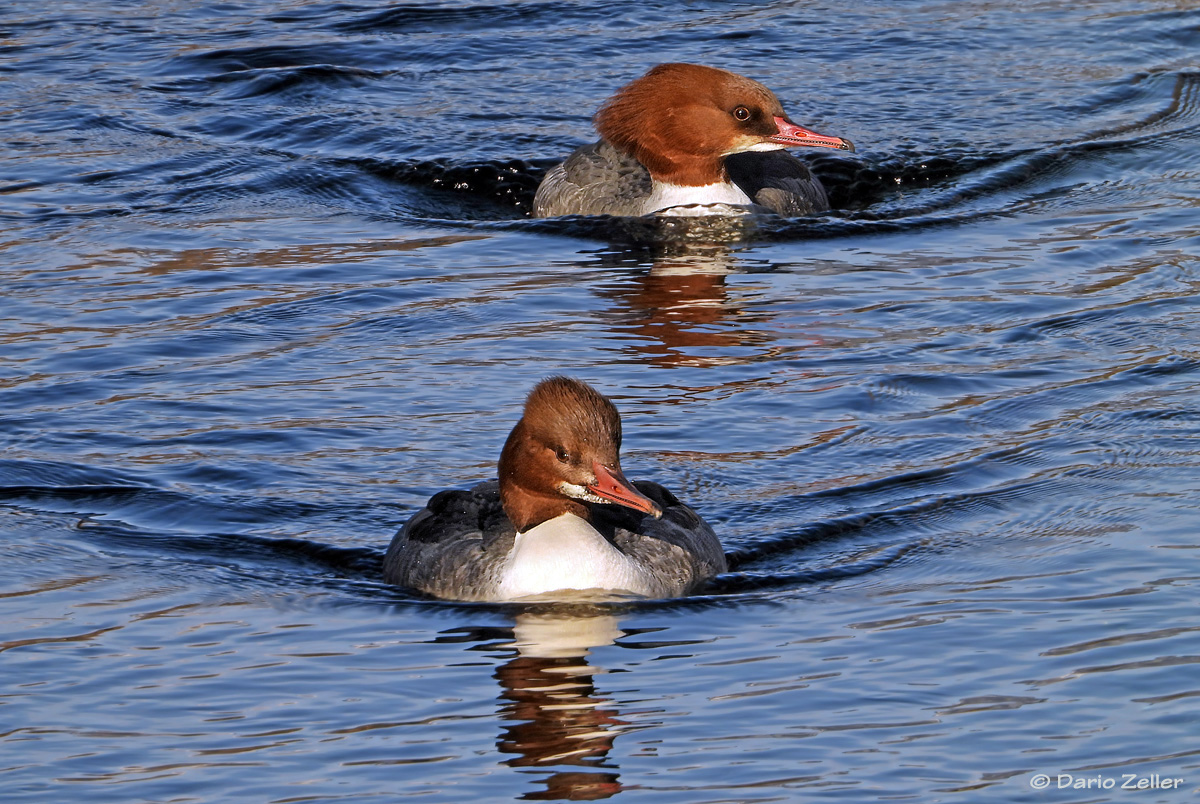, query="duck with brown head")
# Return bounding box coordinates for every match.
[383,377,726,602]
[533,63,854,218]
